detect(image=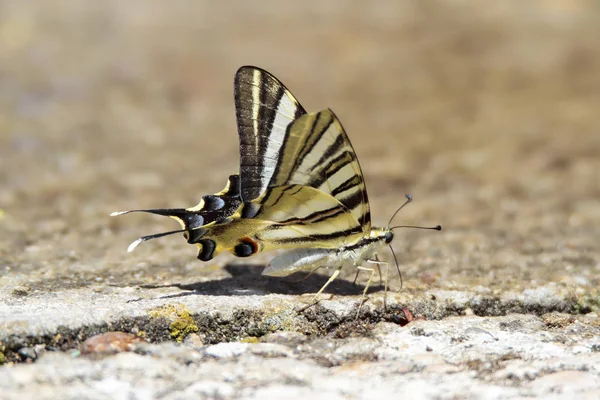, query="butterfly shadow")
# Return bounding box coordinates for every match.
[139,263,385,300]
